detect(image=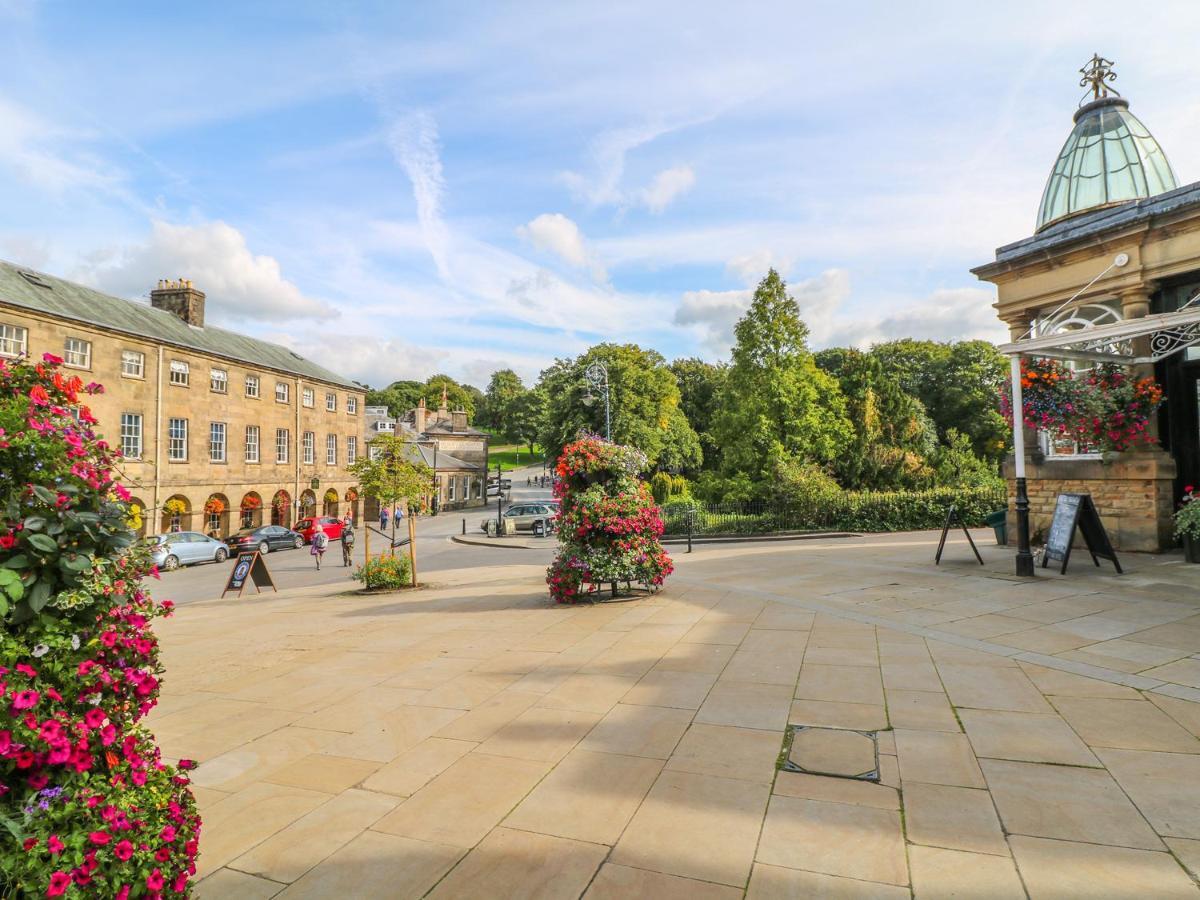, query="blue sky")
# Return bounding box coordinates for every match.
[2,1,1199,388]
